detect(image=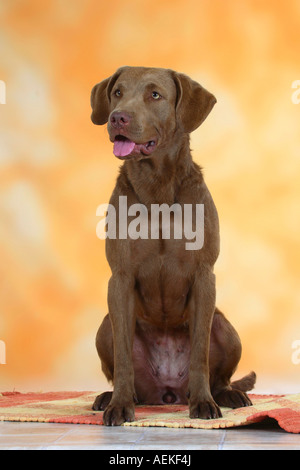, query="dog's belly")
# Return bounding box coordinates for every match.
[132,321,190,404]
